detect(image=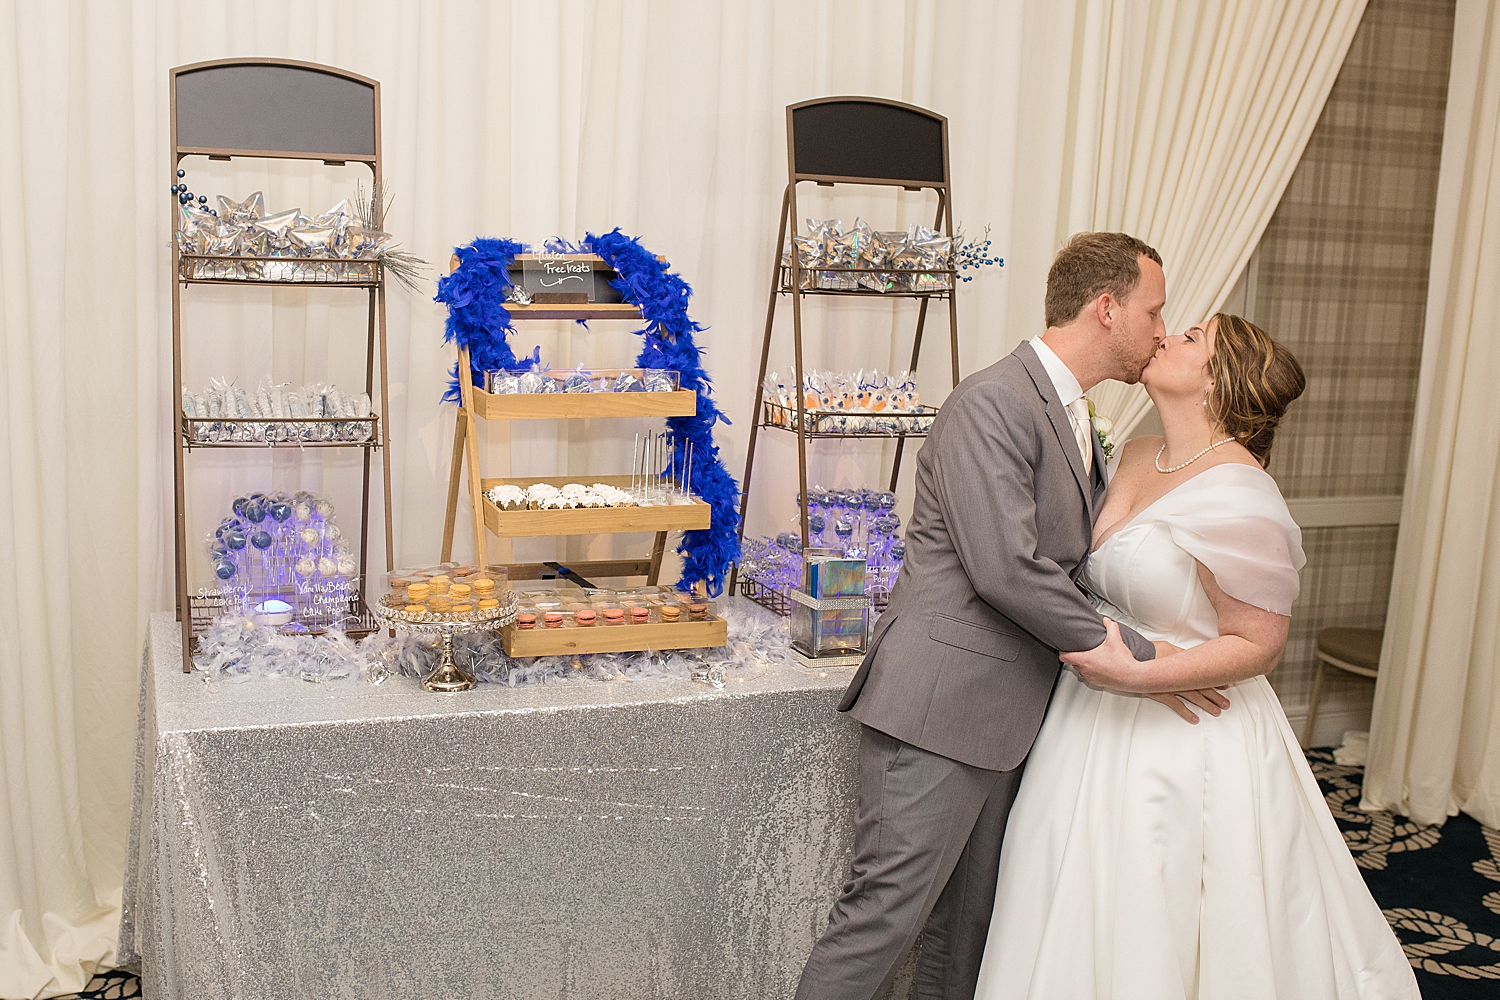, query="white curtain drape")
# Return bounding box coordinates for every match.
[1009,0,1367,436]
[1361,0,1500,830]
[0,1,1380,995]
[1,2,1032,996]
